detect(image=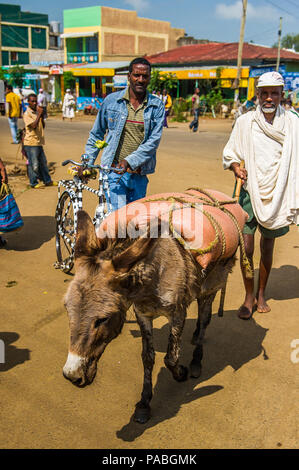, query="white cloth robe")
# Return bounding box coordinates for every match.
[223,105,299,230]
[62,93,75,118]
